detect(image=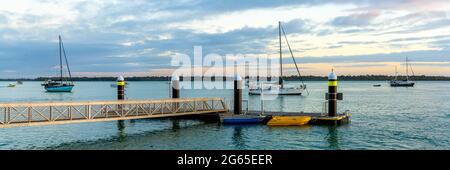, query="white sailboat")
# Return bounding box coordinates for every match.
[249,21,307,95]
